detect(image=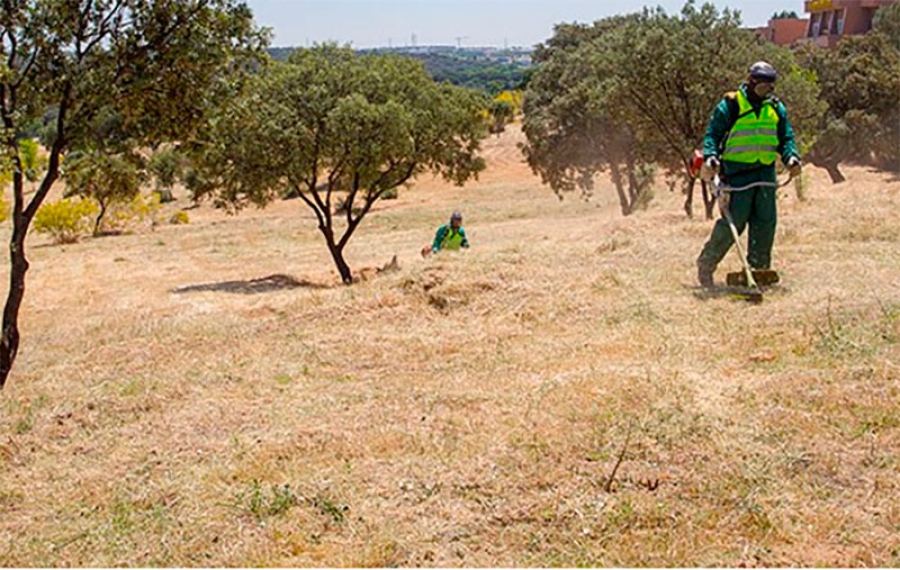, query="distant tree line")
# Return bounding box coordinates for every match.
[402,53,528,95]
[772,10,800,19]
[270,47,530,95]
